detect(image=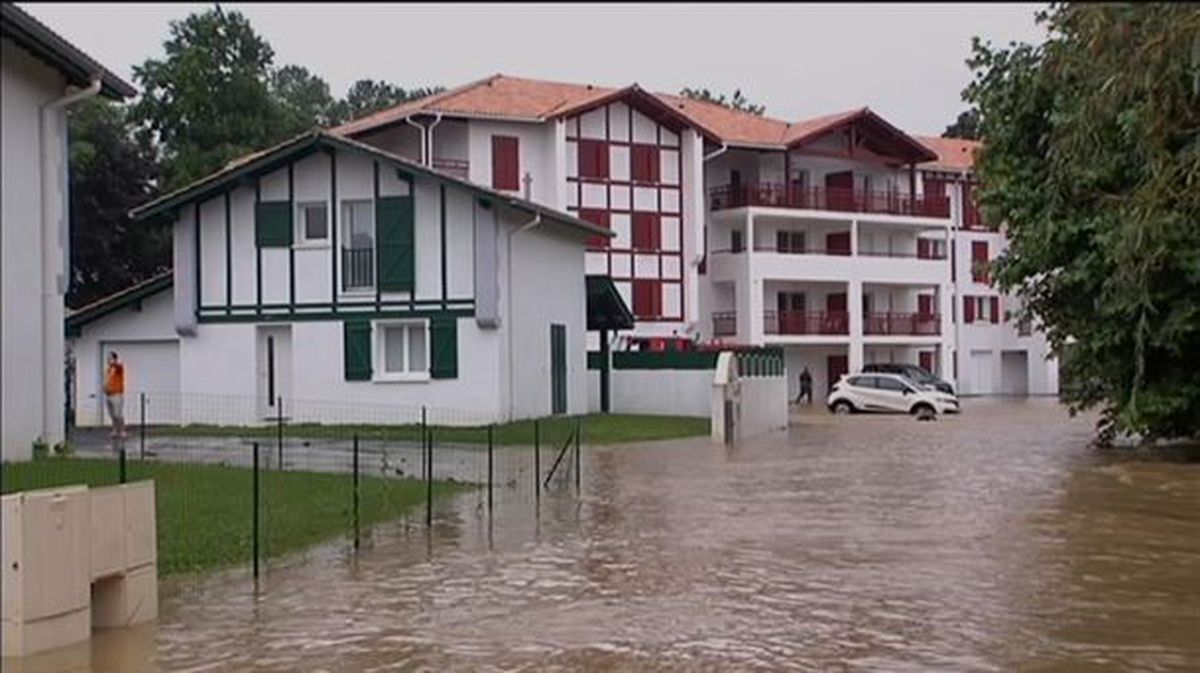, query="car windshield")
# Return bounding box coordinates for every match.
[903,367,936,382]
